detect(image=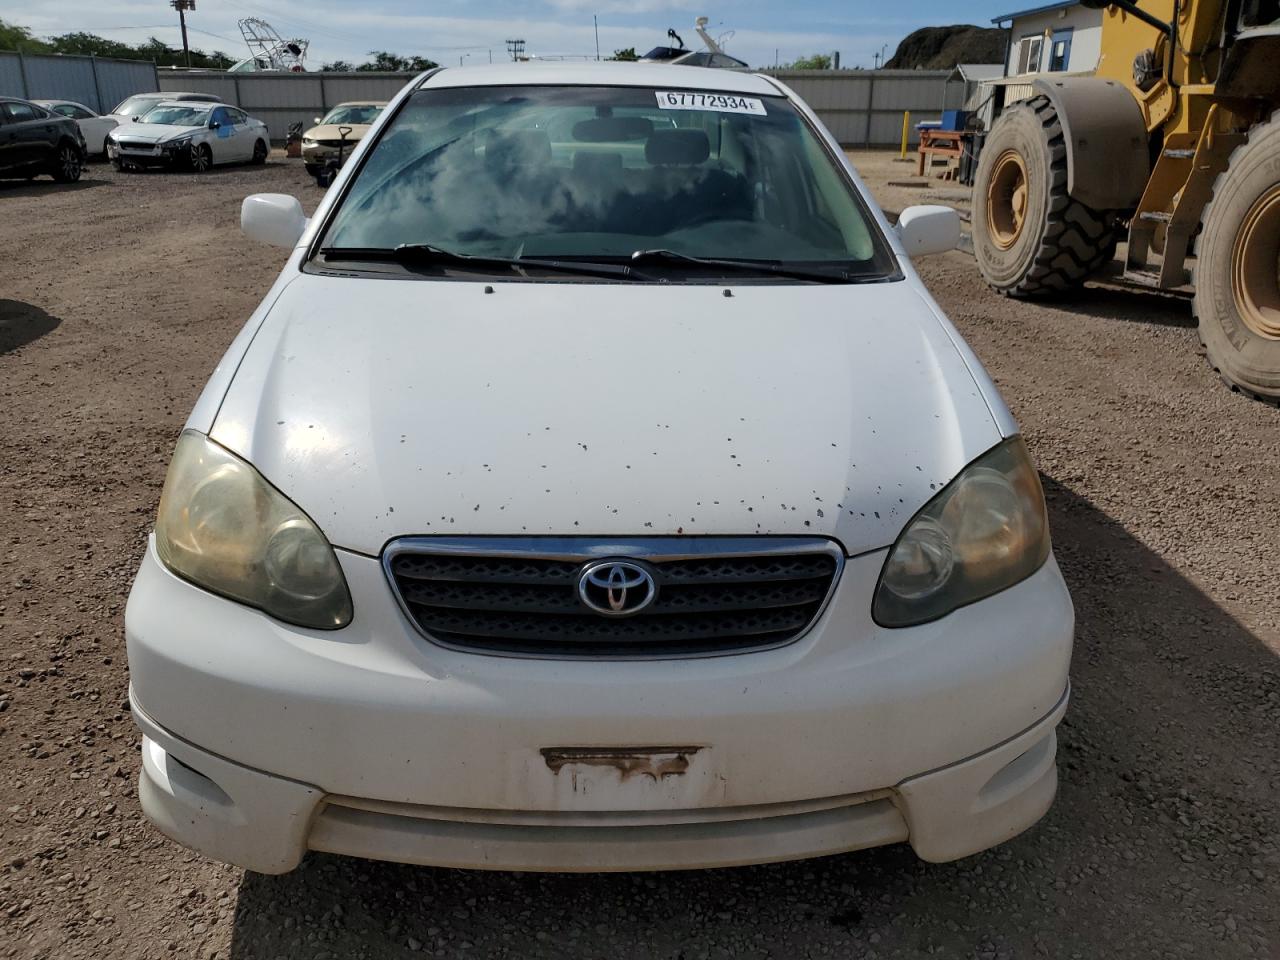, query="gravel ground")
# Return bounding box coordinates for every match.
[1,152,1277,960]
